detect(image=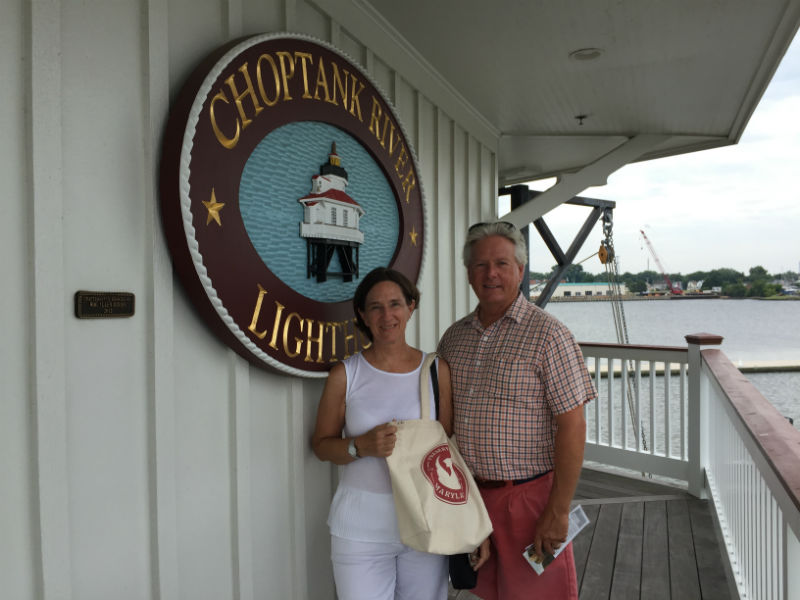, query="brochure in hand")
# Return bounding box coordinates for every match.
[522,505,590,575]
